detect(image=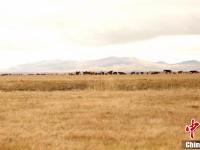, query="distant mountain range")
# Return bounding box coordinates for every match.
[2,57,200,73]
